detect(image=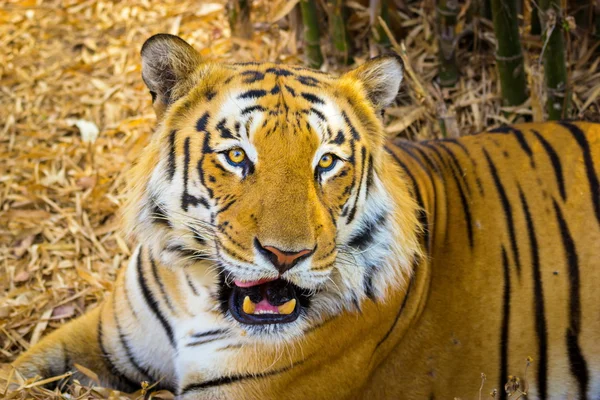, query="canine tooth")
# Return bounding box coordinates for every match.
[278,299,296,315]
[243,296,256,314]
